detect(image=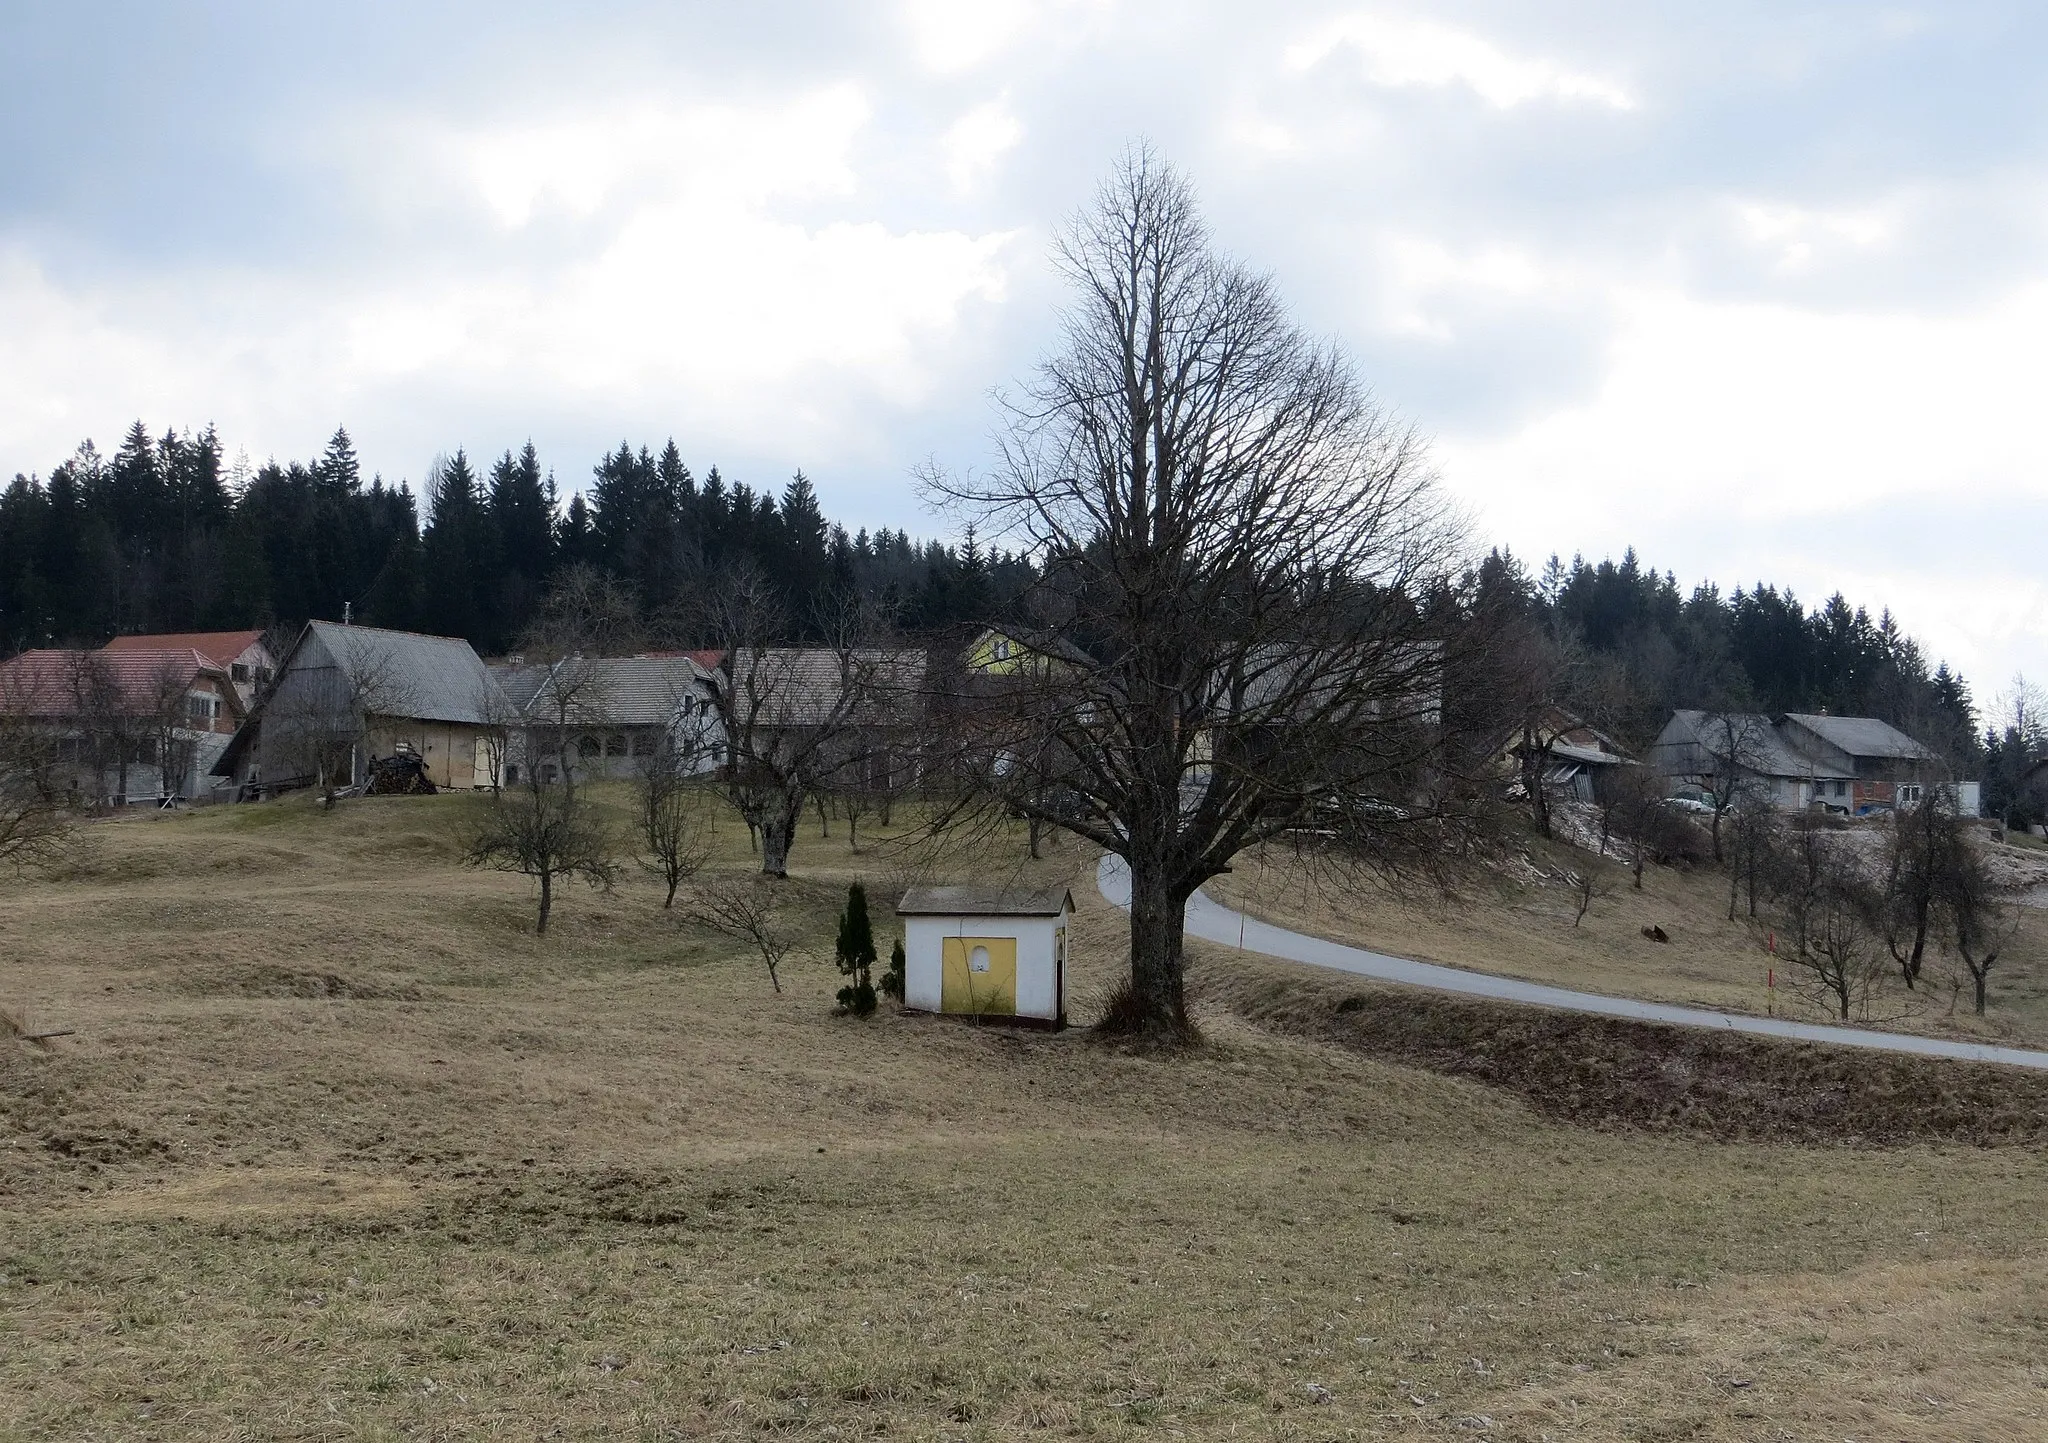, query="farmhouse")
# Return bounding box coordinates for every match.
[0,644,245,803]
[962,625,1093,677]
[214,621,510,796]
[724,647,931,796]
[494,652,726,784]
[103,629,276,709]
[1509,705,1637,804]
[1648,709,1954,814]
[896,884,1071,1027]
